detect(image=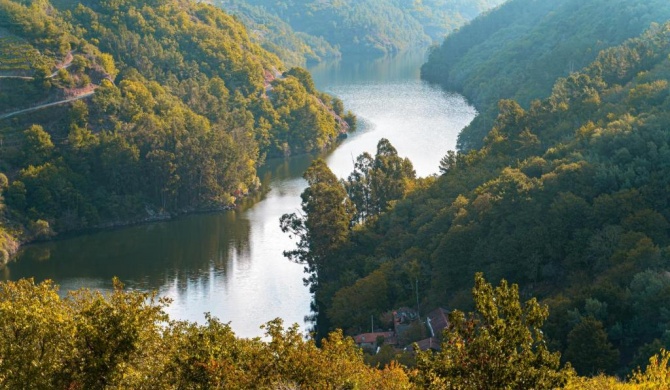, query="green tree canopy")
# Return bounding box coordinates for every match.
[280,159,354,288]
[564,317,620,375]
